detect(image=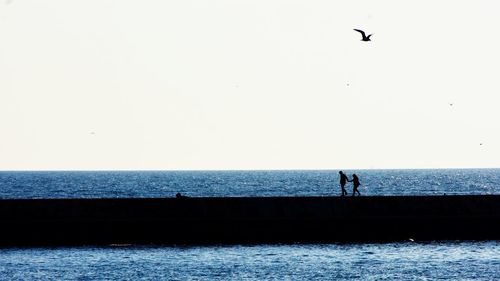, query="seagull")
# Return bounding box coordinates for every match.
[354,29,372,41]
